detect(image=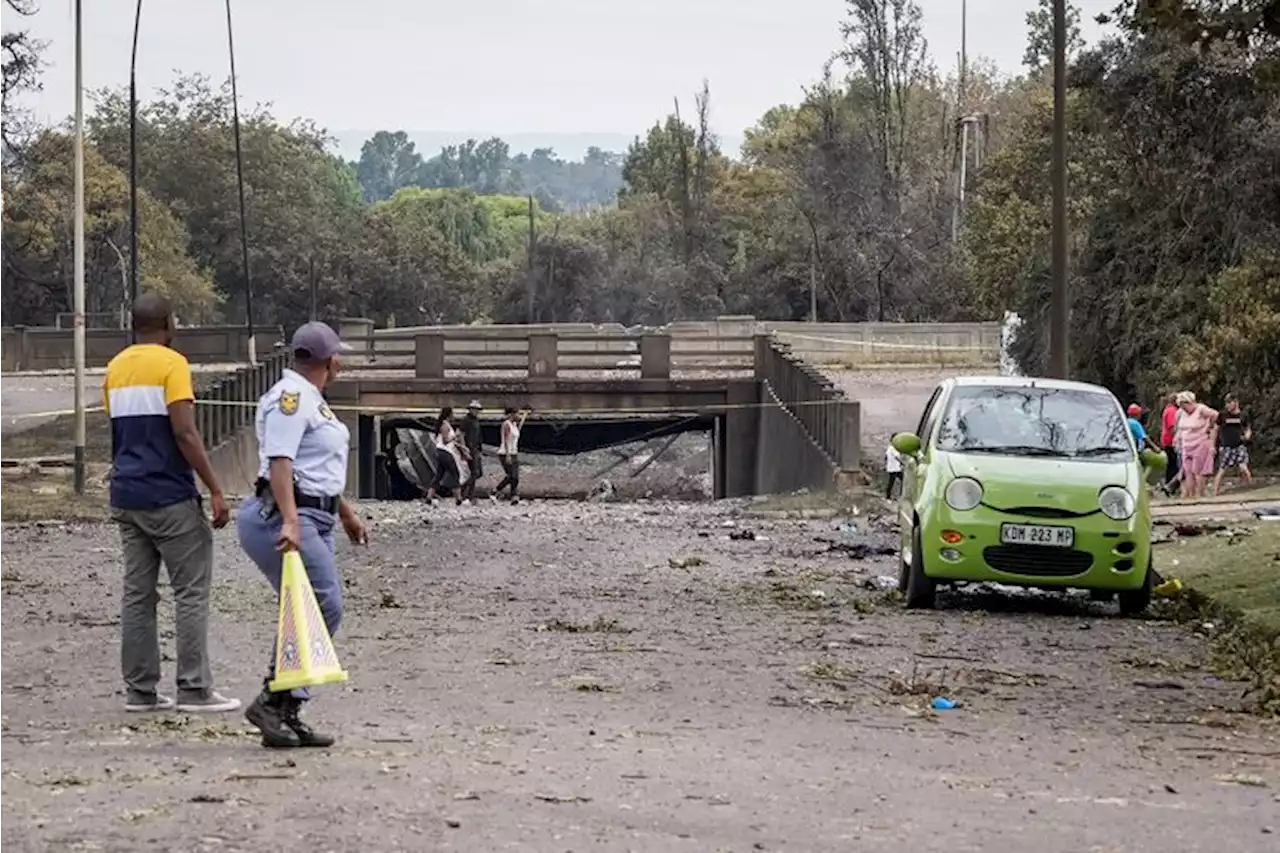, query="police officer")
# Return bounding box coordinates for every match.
[236,322,368,749]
